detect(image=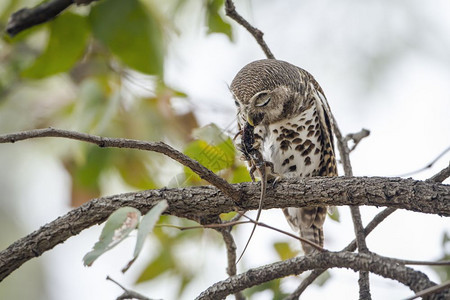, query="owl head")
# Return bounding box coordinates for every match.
[230,59,309,127]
